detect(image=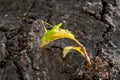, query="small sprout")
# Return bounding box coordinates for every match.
[40,20,92,67]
